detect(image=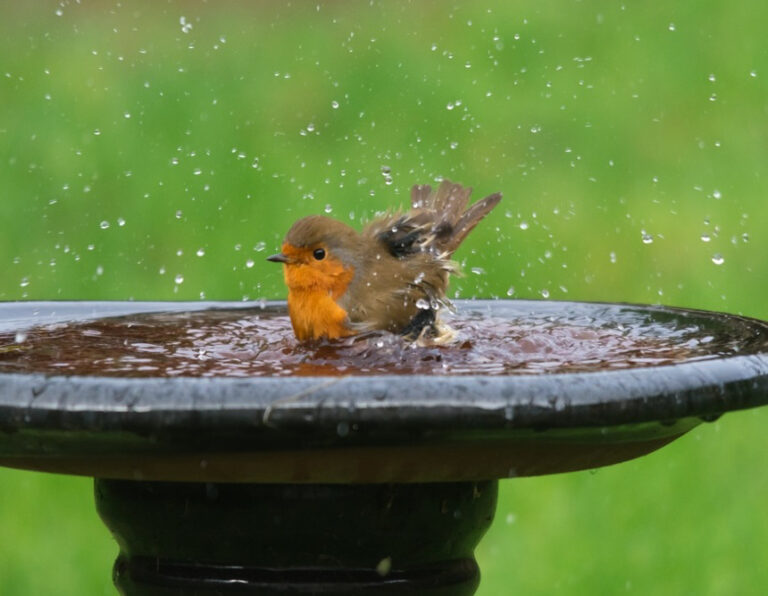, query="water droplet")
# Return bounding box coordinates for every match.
[540,289,550,299]
[117,217,126,227]
[245,259,255,269]
[712,189,722,199]
[641,231,653,244]
[93,129,101,136]
[416,298,430,310]
[124,112,131,119]
[14,331,27,344]
[336,421,350,437]
[180,16,193,34]
[609,251,617,264]
[708,74,716,82]
[174,274,184,284]
[519,221,529,230]
[306,122,315,132]
[331,100,339,109]
[324,204,333,214]
[470,267,485,275]
[742,232,749,243]
[251,157,259,169]
[506,286,515,296]
[196,248,205,257]
[193,168,202,176]
[668,23,676,31]
[711,253,724,265]
[19,277,29,288]
[376,557,392,577]
[170,157,179,166]
[175,210,183,219]
[254,241,266,252]
[700,233,711,243]
[100,221,110,229]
